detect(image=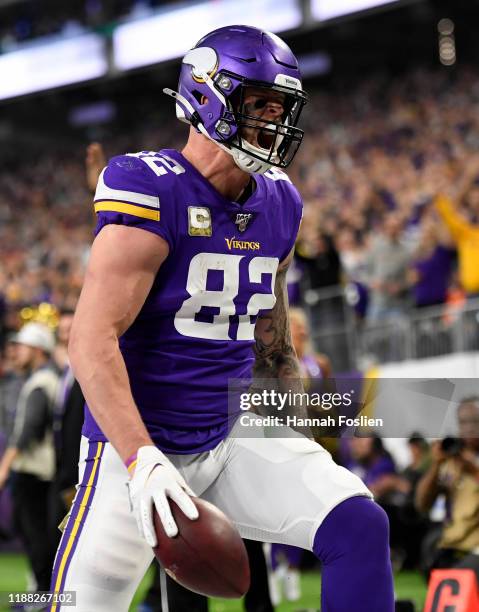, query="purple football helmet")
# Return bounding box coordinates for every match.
[164,25,308,174]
